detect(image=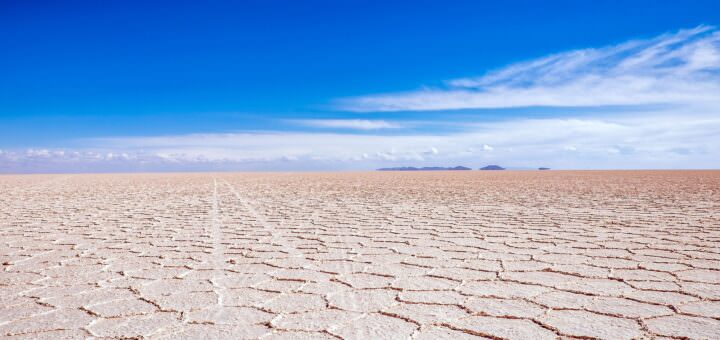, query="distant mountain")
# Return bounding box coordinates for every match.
[538,167,551,170]
[377,166,471,171]
[479,165,505,170]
